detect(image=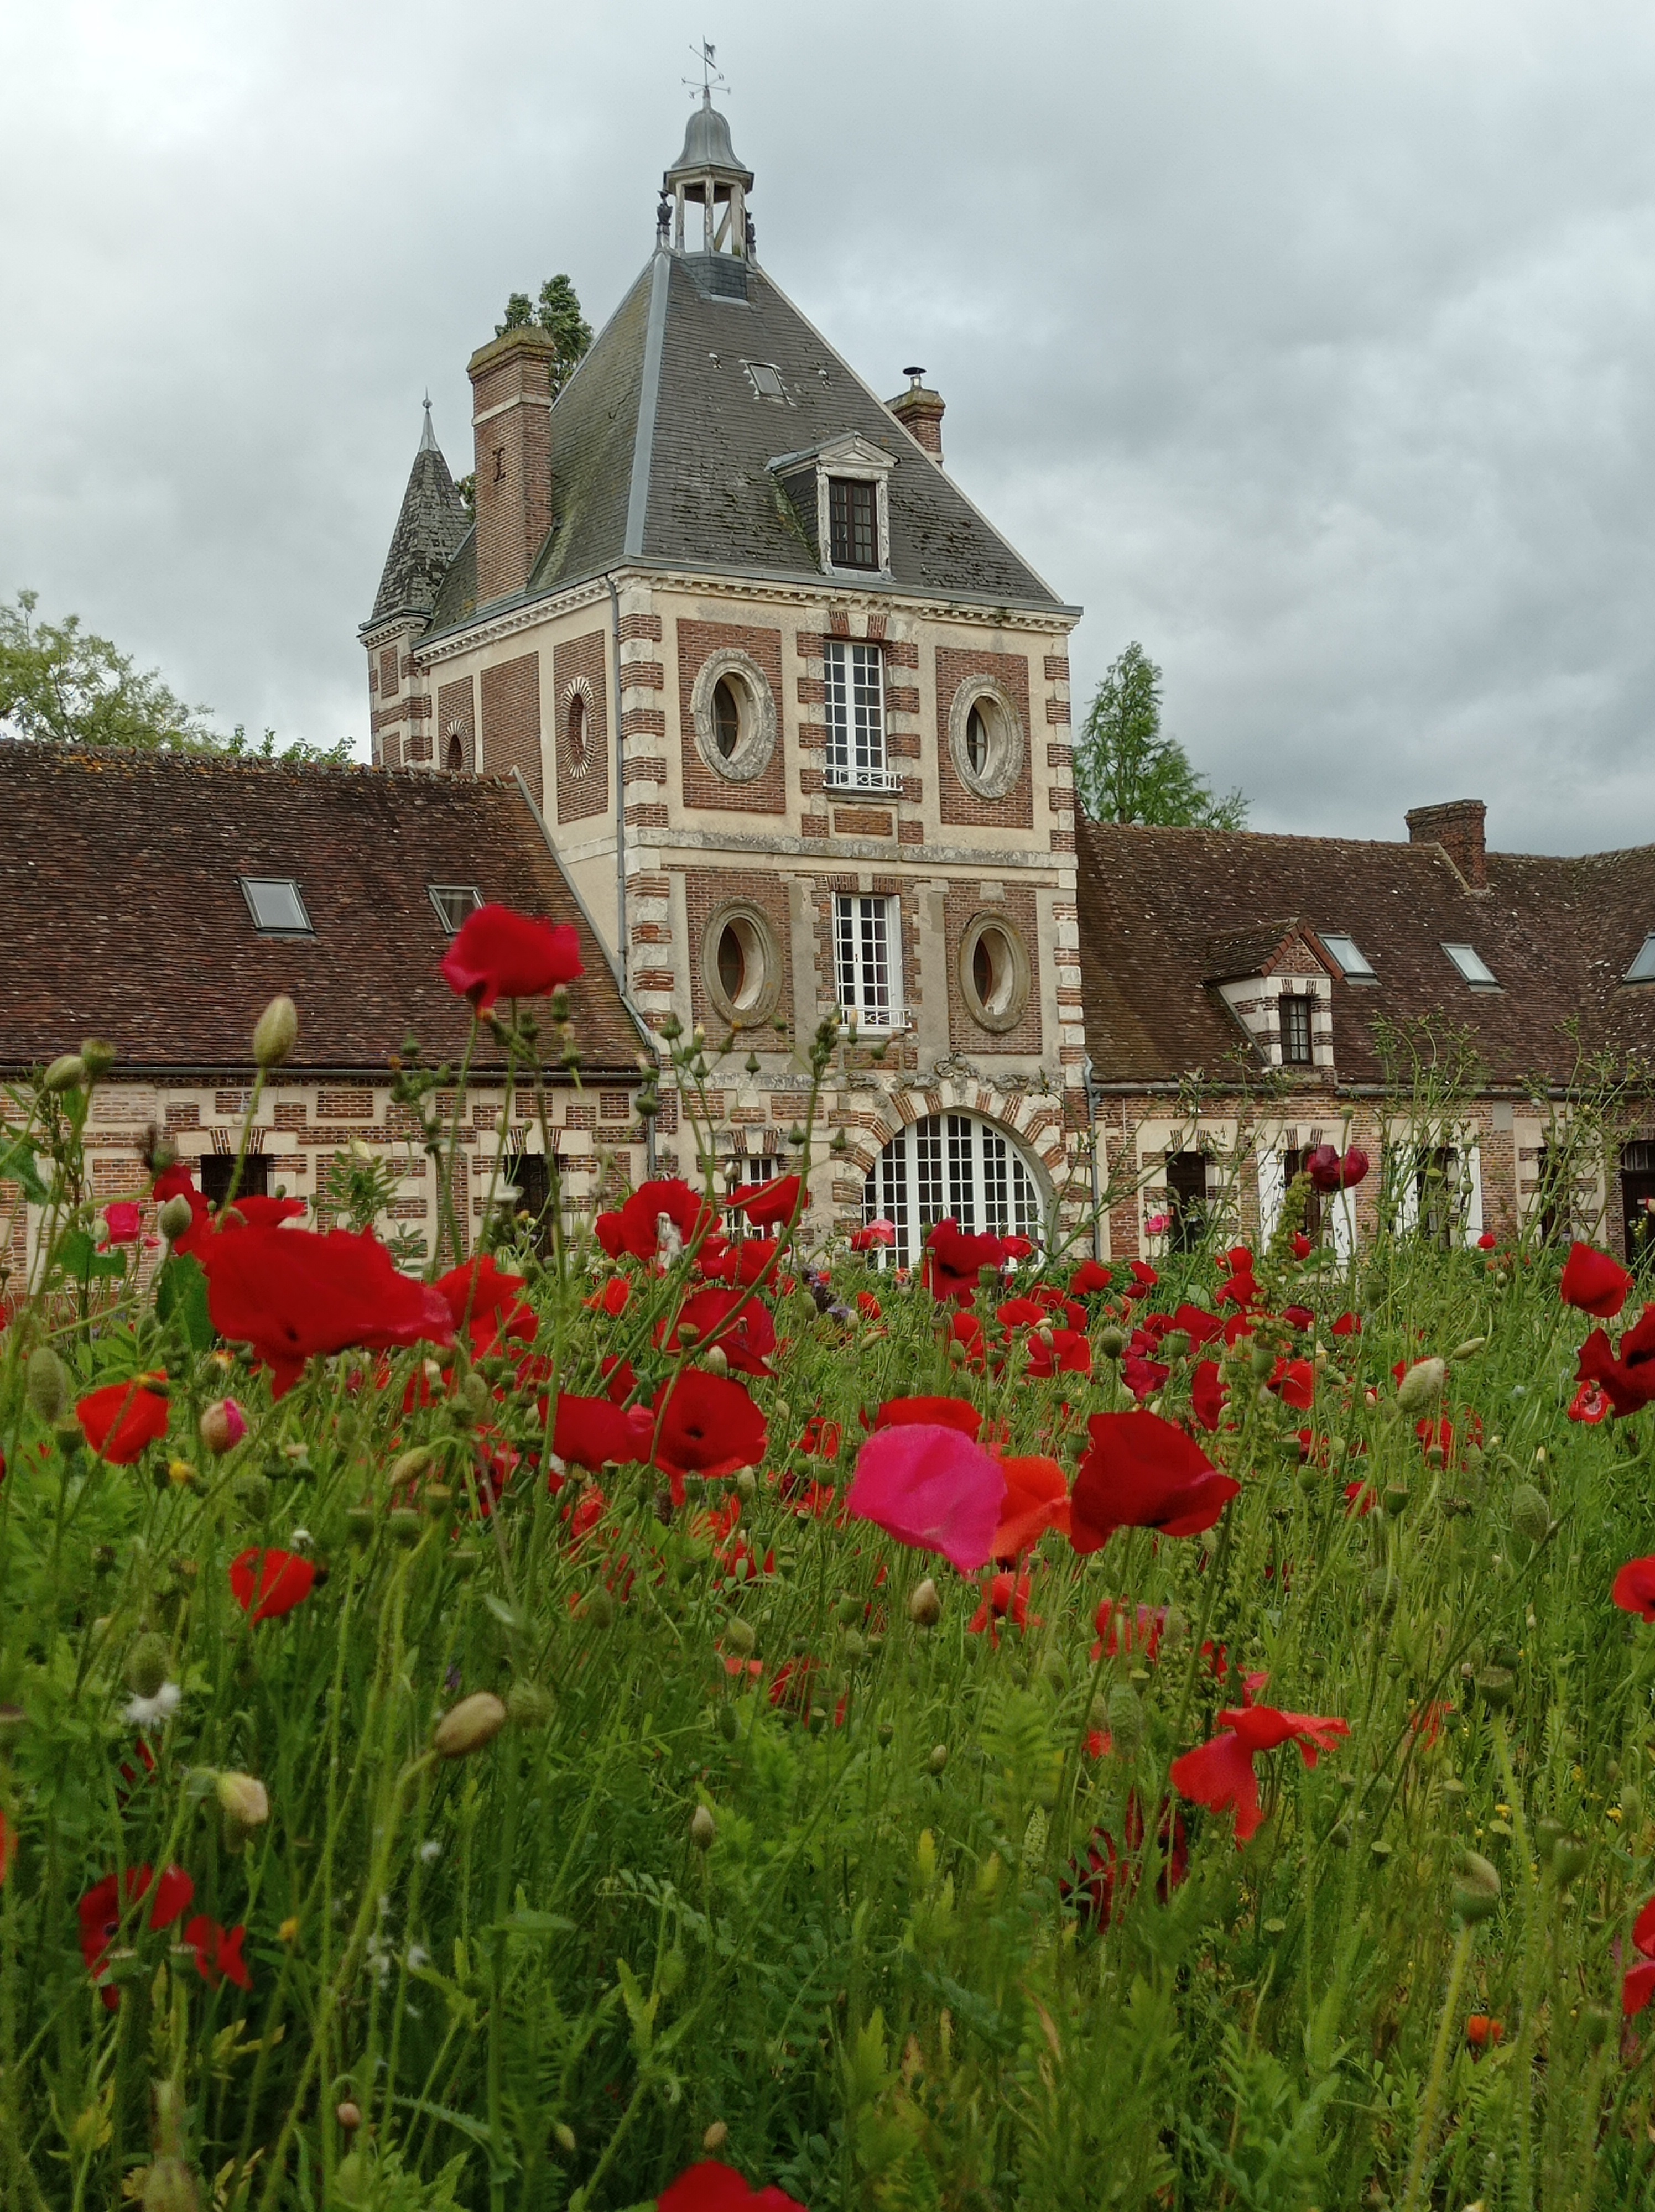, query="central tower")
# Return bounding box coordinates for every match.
[361,98,1087,1256]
